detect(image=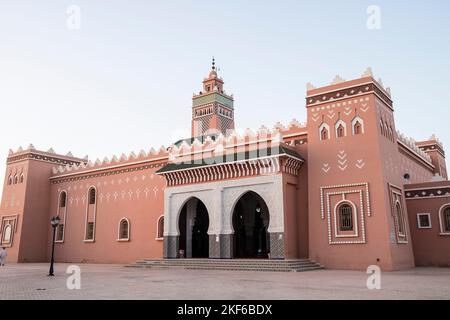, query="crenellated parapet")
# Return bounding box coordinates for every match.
[6,144,86,166]
[306,67,393,109]
[170,118,307,161]
[416,135,445,156]
[50,145,169,177]
[397,131,433,164]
